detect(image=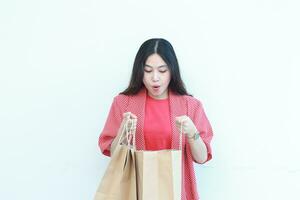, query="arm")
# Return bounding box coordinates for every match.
[187,130,208,164]
[98,96,124,157]
[109,117,128,155]
[188,100,213,164]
